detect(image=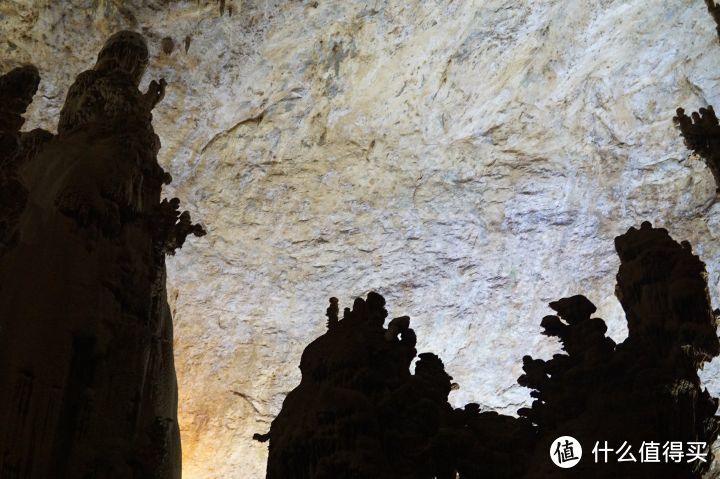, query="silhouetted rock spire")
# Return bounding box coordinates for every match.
[674,106,720,191]
[0,65,42,256]
[615,221,719,362]
[0,31,203,478]
[520,222,719,478]
[675,2,720,190]
[706,0,720,40]
[325,296,339,329]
